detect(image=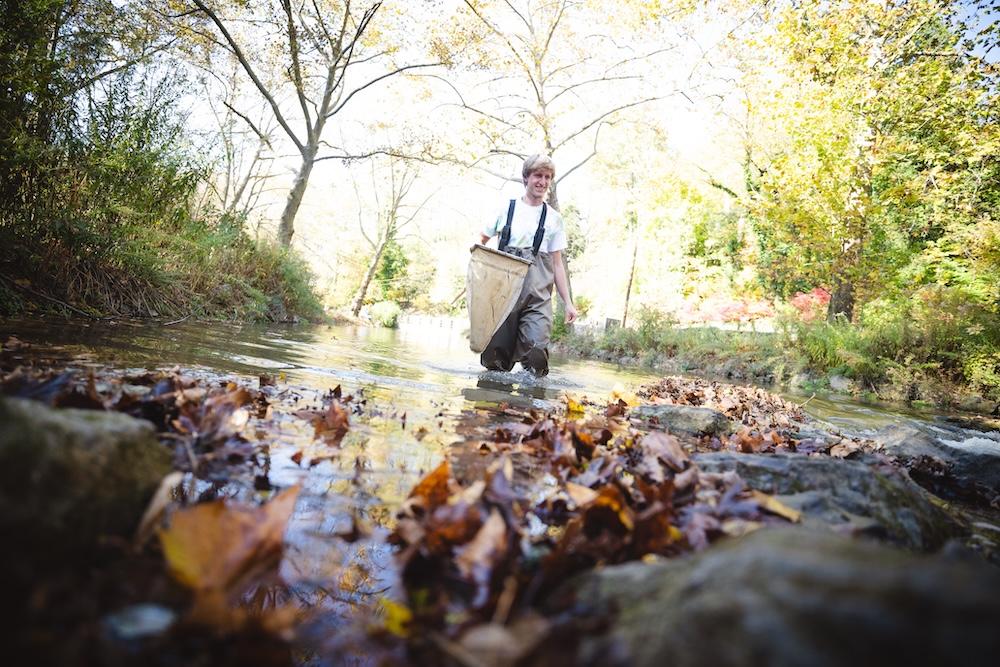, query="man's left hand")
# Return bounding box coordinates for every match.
[565,304,578,324]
